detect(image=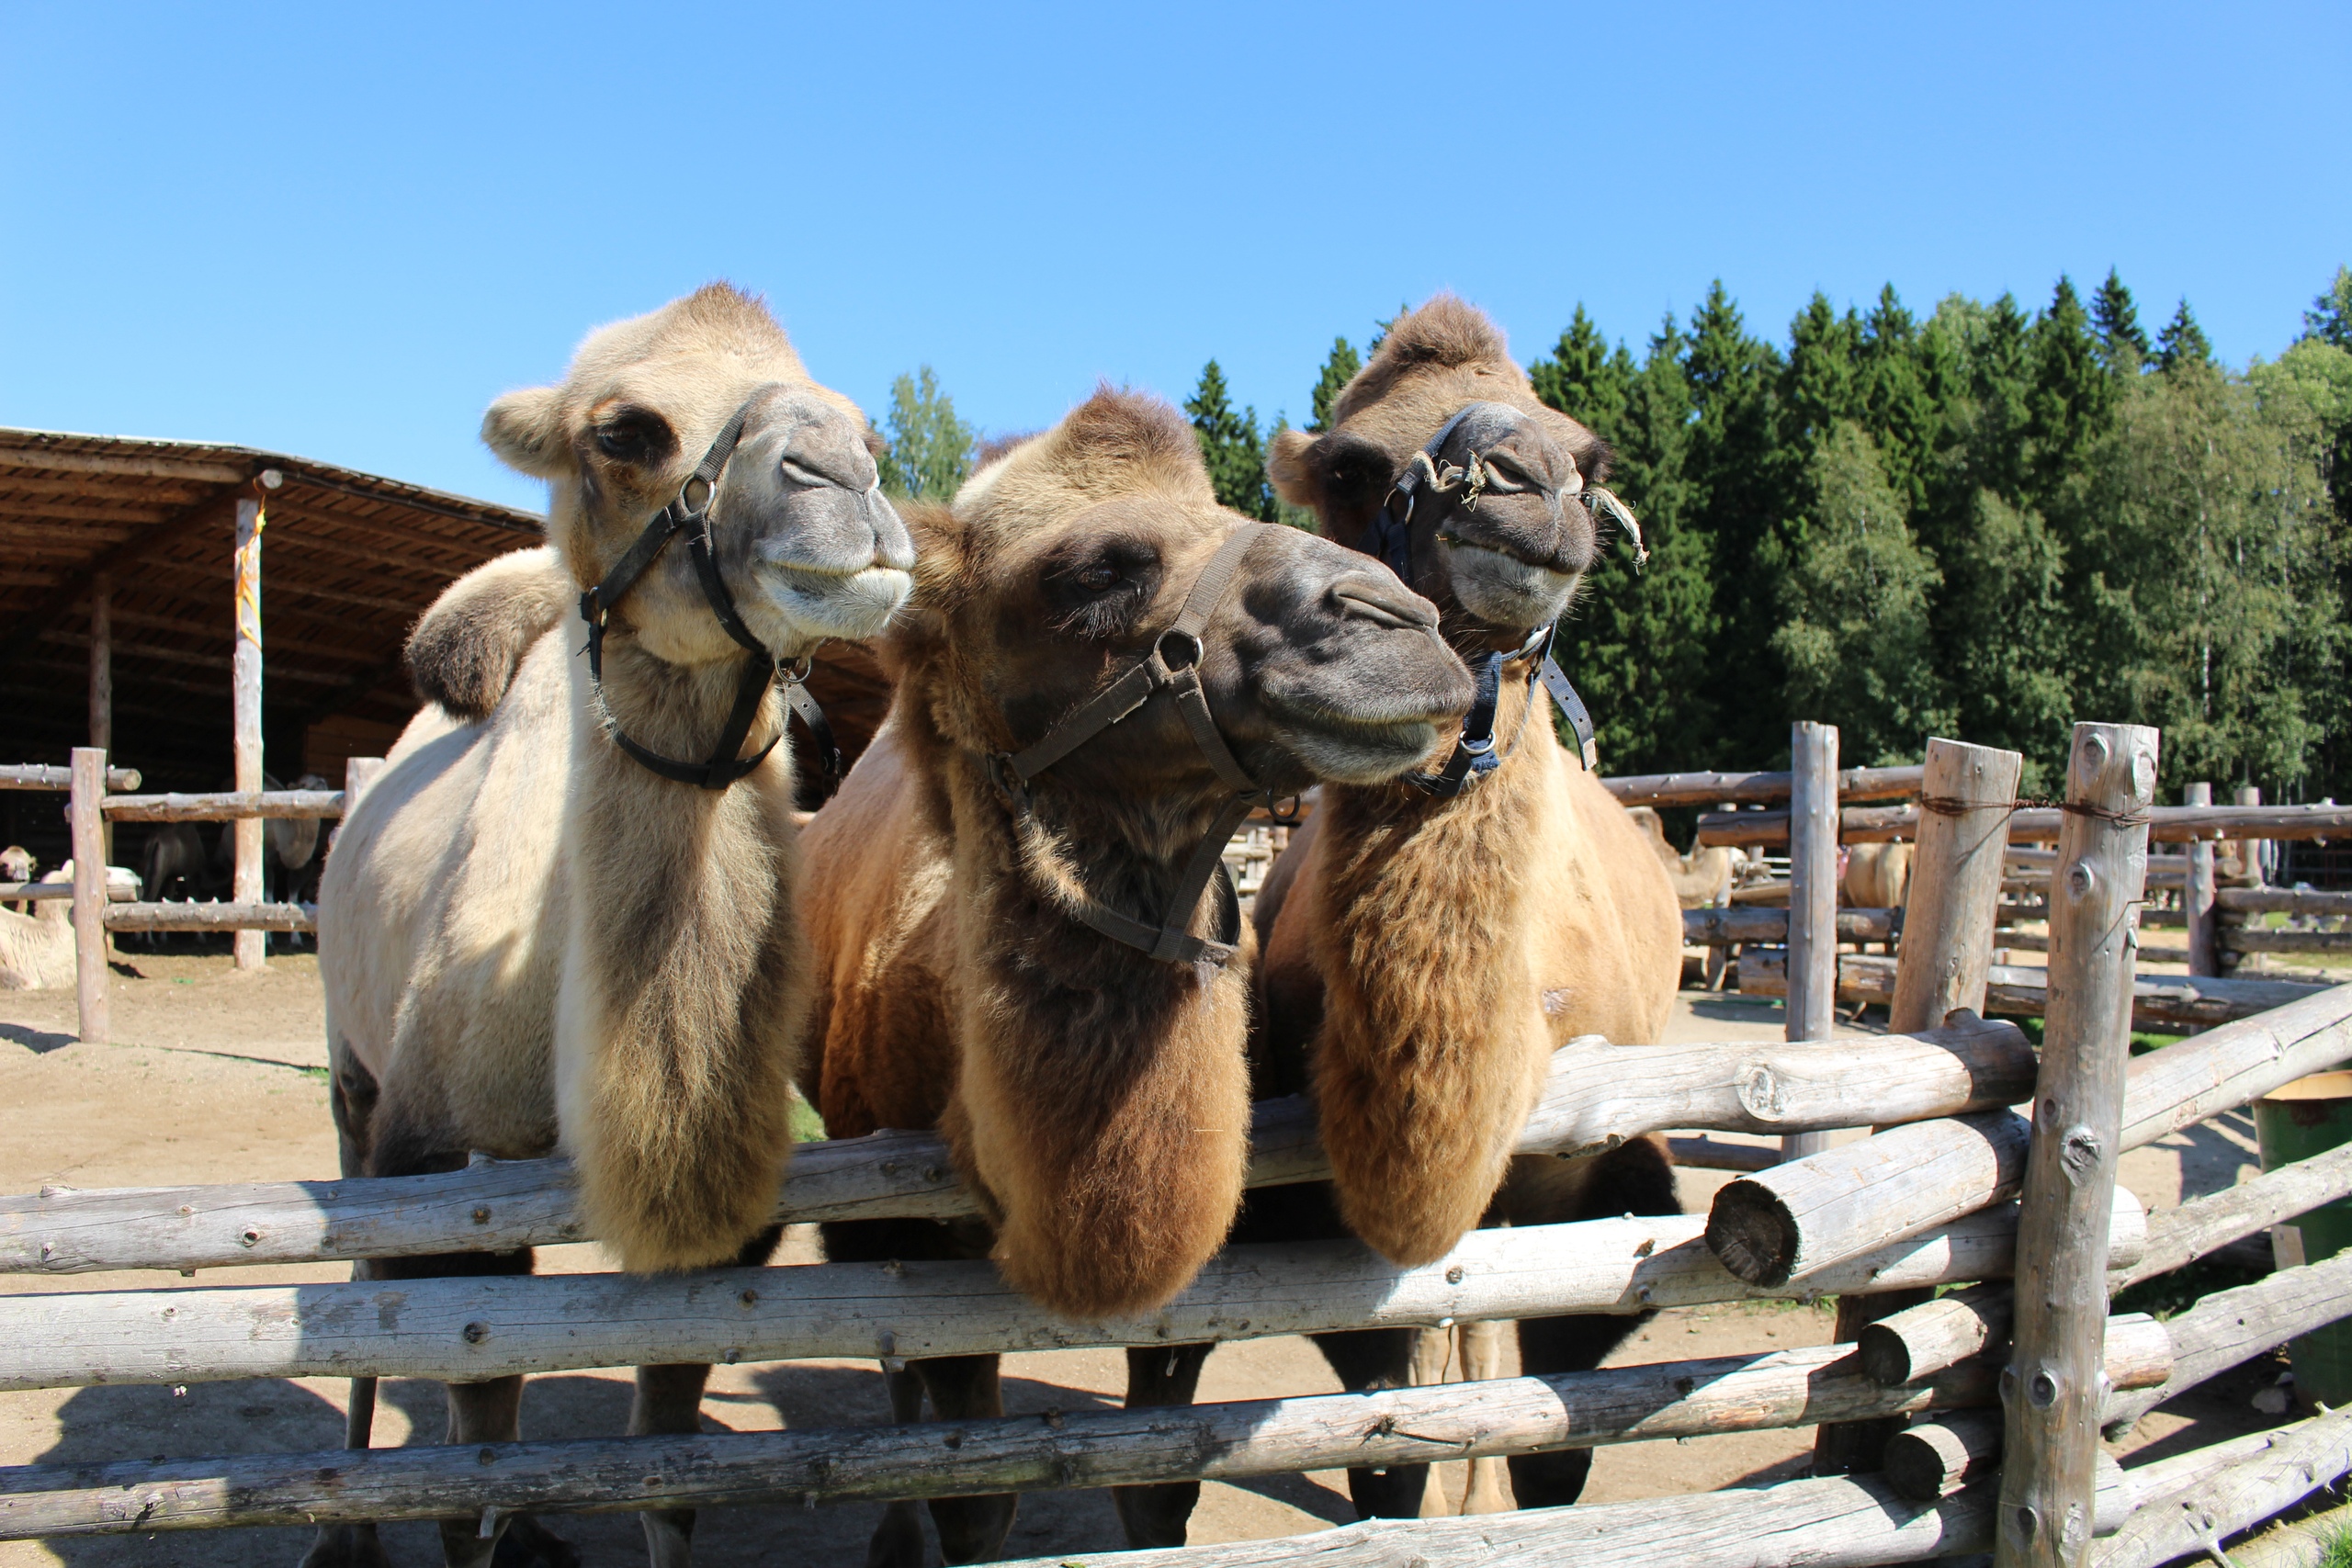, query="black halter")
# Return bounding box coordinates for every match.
[576,391,842,793]
[1368,401,1631,789]
[985,523,1288,969]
